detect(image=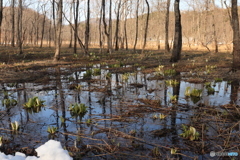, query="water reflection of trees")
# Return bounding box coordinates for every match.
[230,80,239,104]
